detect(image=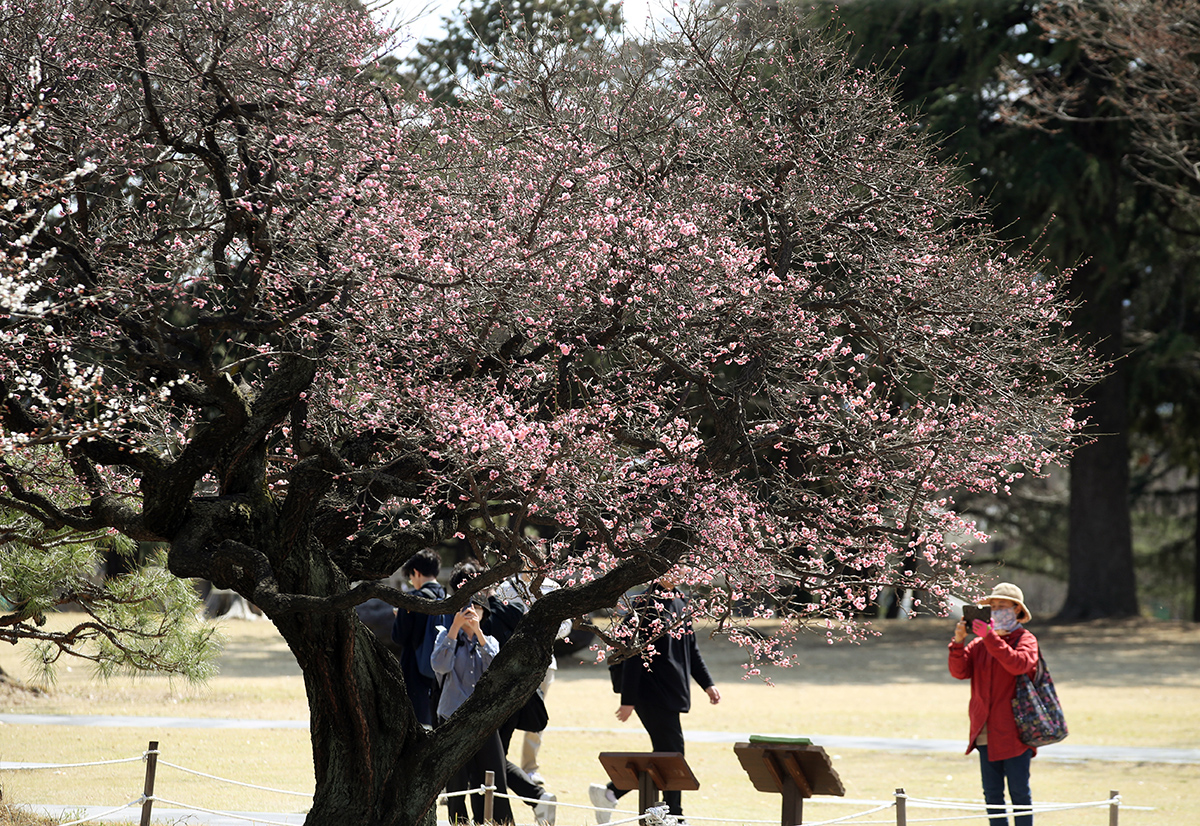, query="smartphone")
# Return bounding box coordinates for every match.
[963,604,992,625]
